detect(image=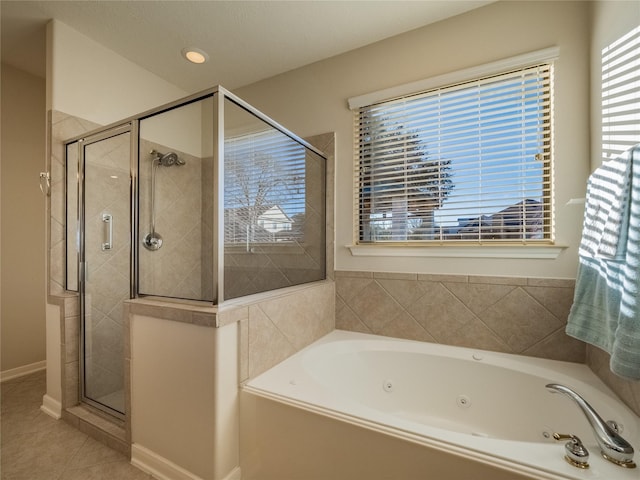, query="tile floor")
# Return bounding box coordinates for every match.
[1,370,152,480]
